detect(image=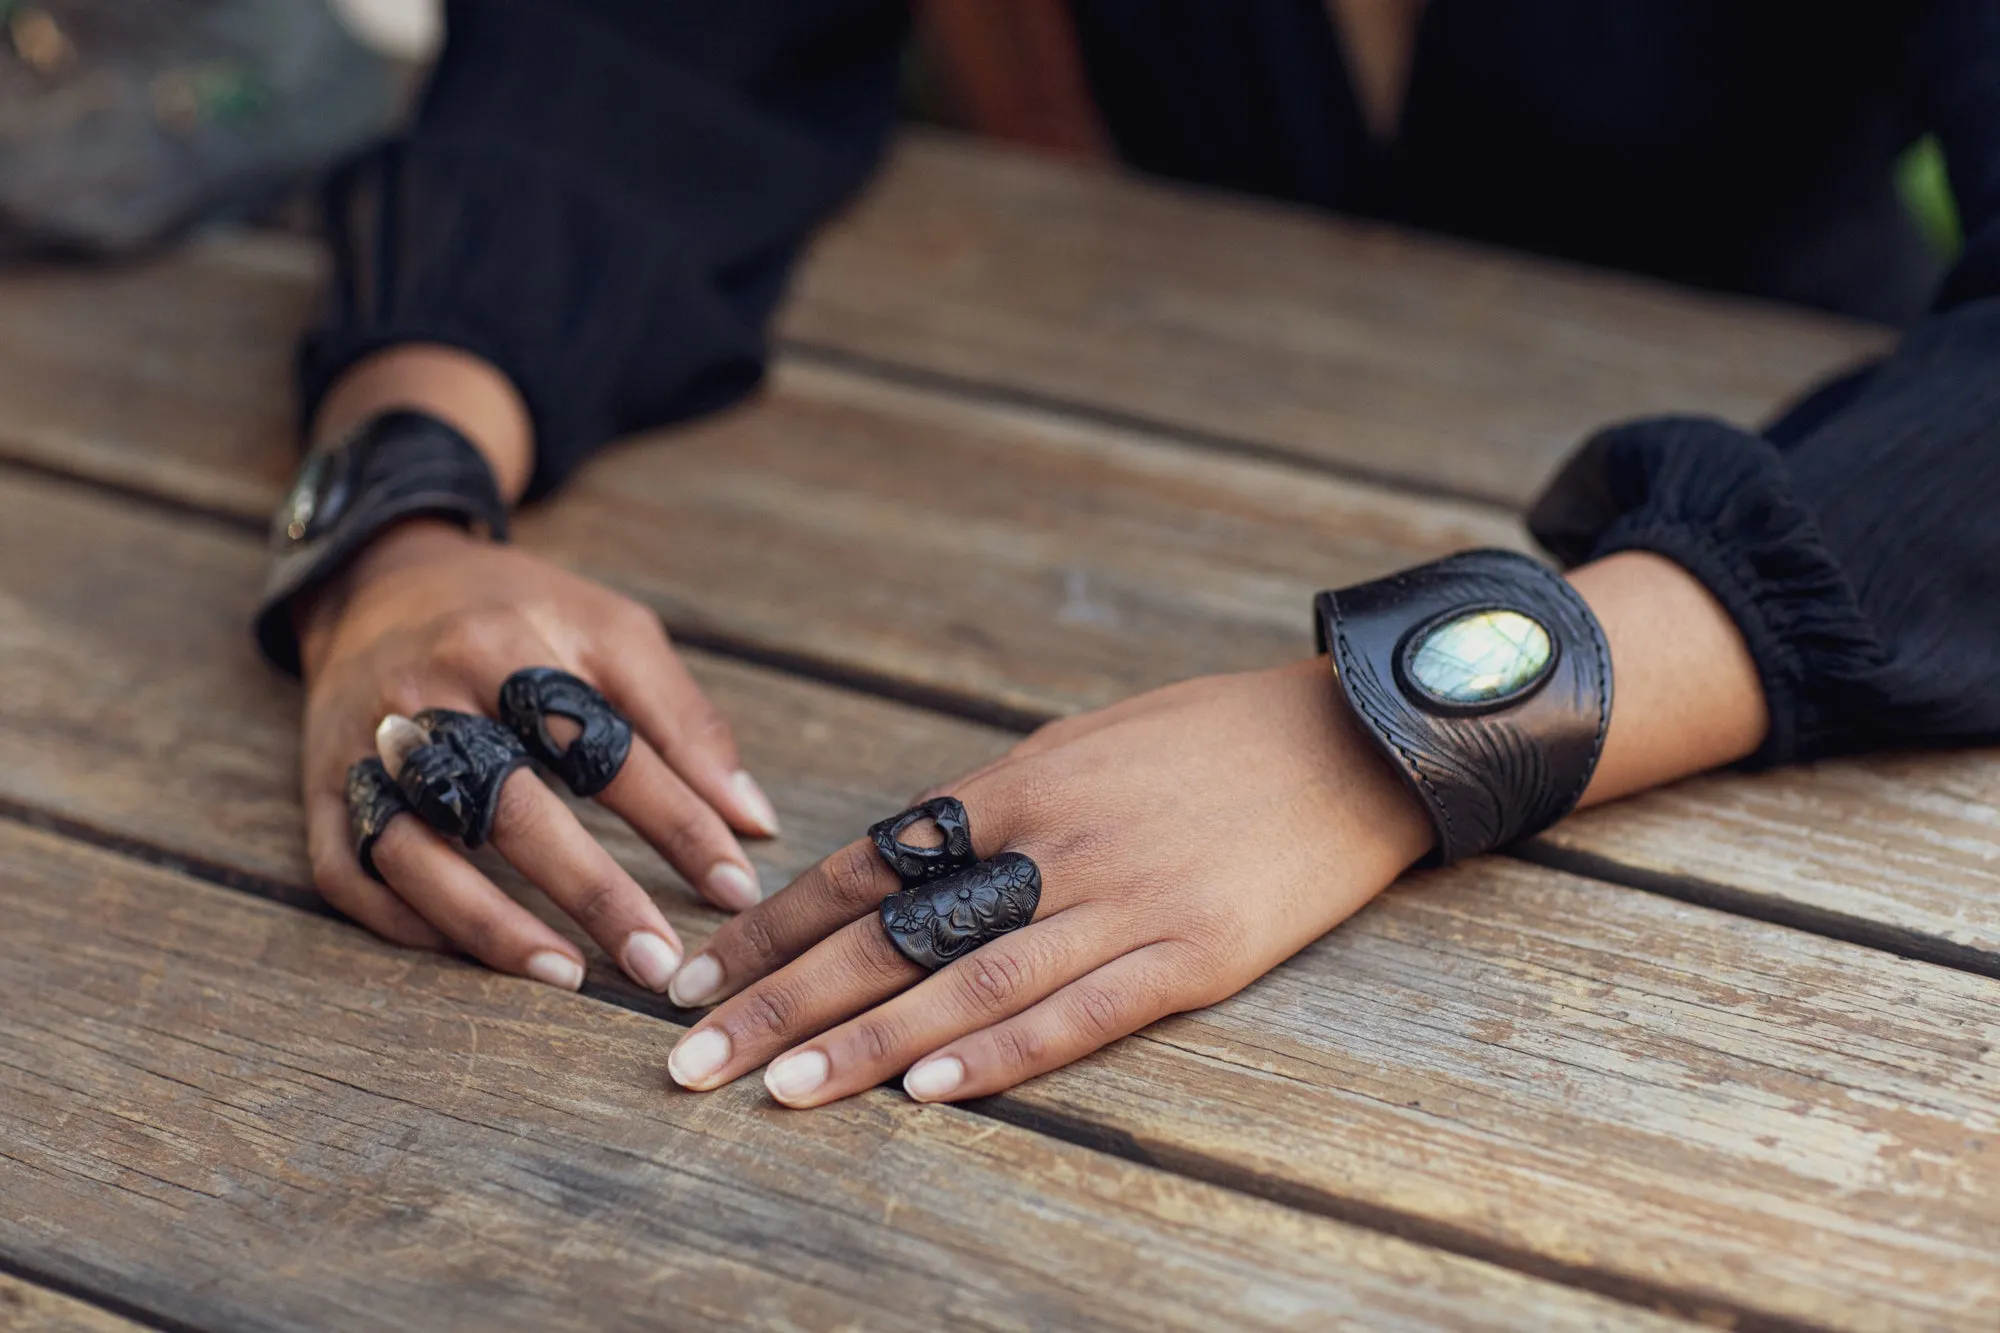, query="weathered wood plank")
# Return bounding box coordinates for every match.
[0,232,306,516]
[5,468,1998,1330]
[3,823,1666,1333]
[783,133,1892,505]
[1536,754,2000,973]
[0,1275,145,1333]
[0,229,1991,984]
